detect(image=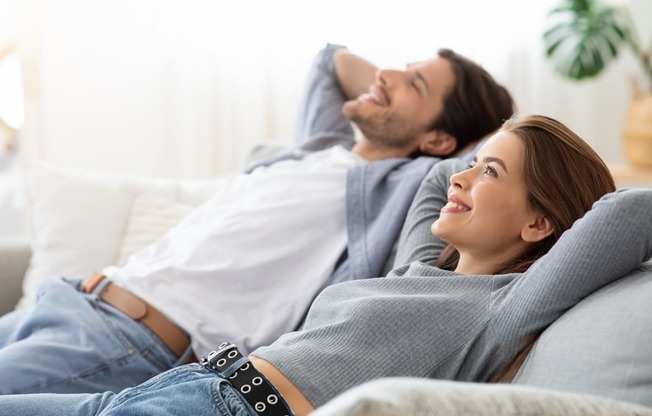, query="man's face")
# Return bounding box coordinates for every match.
[342,57,456,155]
